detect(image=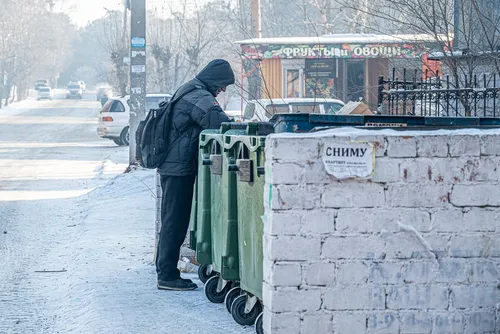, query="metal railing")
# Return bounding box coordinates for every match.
[377,69,500,117]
